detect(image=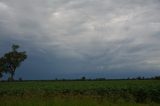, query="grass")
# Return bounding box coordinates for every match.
[0,95,159,106]
[0,80,160,106]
